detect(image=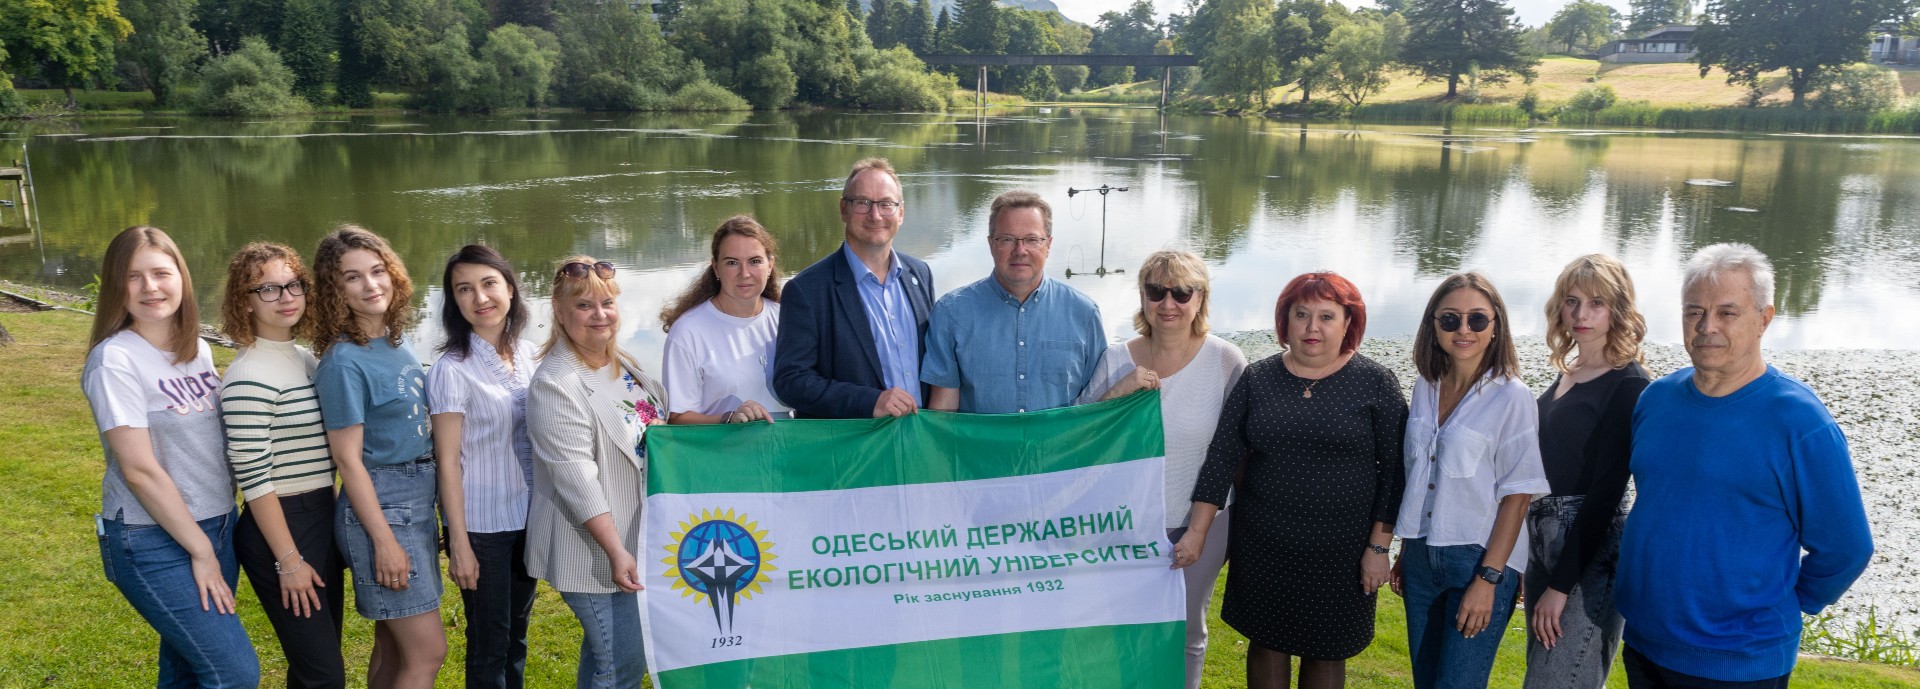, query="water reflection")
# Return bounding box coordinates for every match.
[5,111,1920,371]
